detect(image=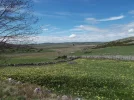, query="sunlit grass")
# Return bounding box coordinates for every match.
[0,59,134,99]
